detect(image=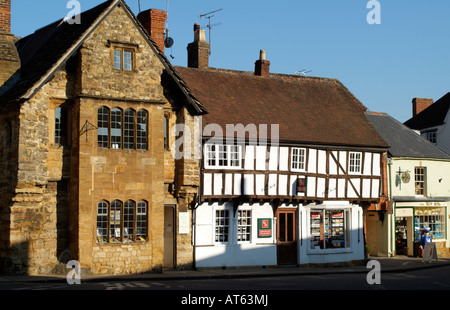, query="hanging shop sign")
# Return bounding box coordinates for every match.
[297,177,307,194]
[258,218,272,238]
